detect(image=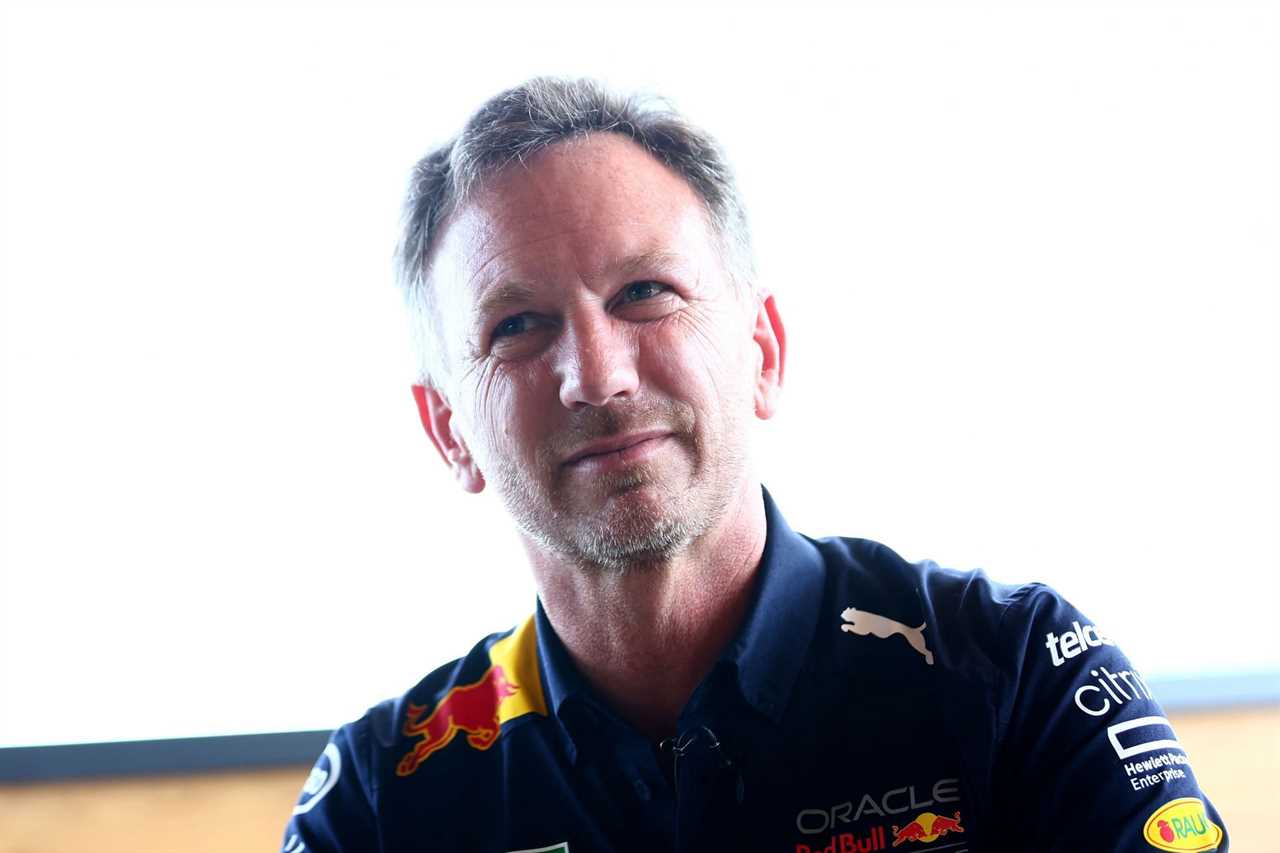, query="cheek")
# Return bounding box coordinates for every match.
[470,366,552,459]
[646,315,752,410]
